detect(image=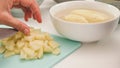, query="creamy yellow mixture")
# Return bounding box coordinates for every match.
[61,9,113,23]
